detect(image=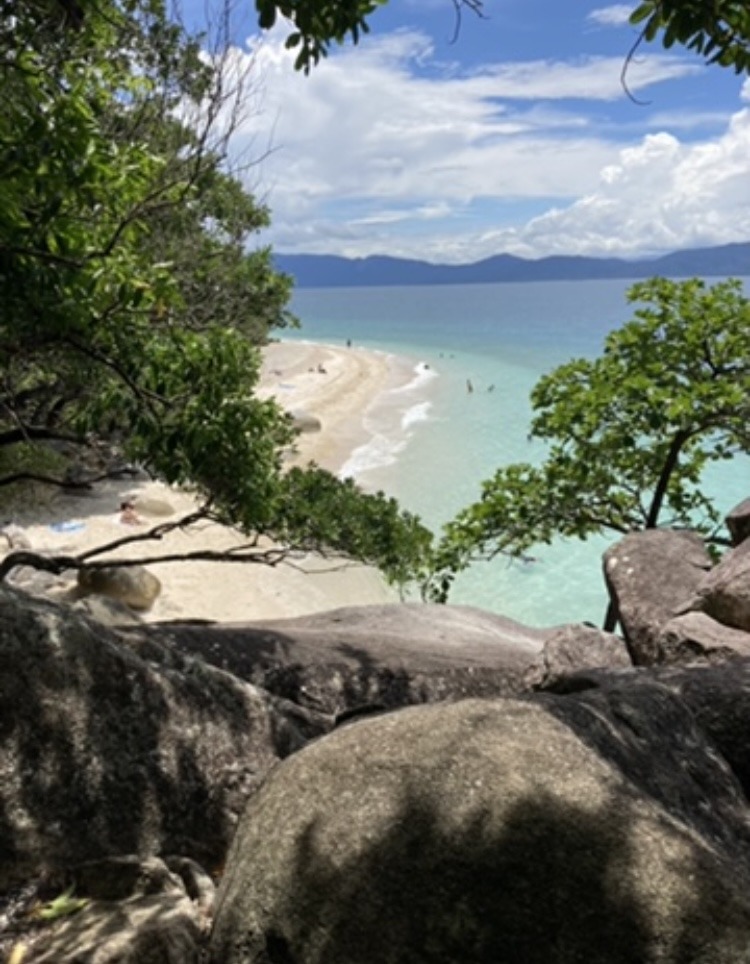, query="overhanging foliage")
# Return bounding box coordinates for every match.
[429,277,750,602]
[0,0,433,590]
